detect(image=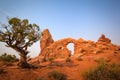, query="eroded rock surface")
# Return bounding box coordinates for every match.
[97,34,111,44]
[39,29,118,60]
[40,29,54,55]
